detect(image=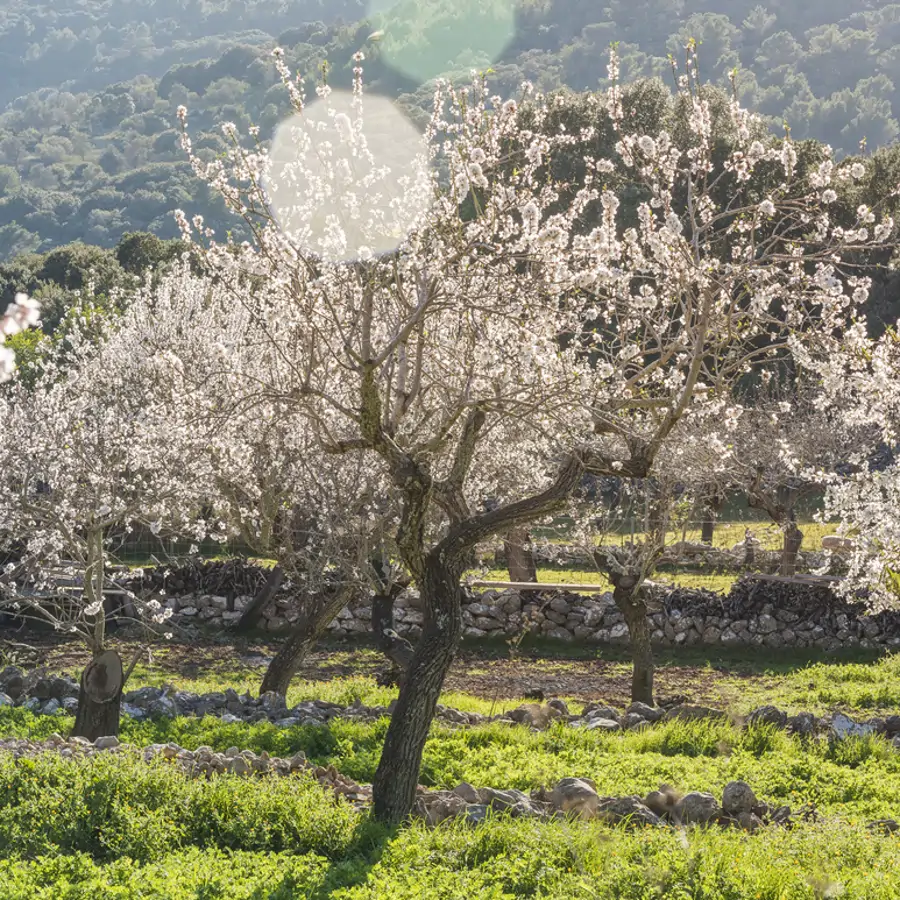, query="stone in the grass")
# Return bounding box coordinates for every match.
[737,811,763,832]
[786,712,818,736]
[550,777,600,819]
[722,781,757,815]
[830,713,875,739]
[674,791,721,825]
[644,786,679,818]
[596,796,661,827]
[747,706,787,729]
[94,735,120,750]
[663,705,727,724]
[884,715,900,735]
[452,782,480,804]
[627,702,663,722]
[584,717,620,732]
[582,704,620,721]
